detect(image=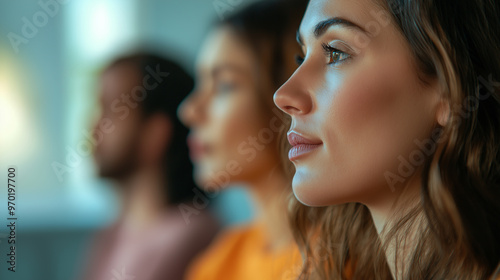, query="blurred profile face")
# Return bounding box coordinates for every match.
[274,0,444,206]
[178,27,282,190]
[93,65,142,178]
